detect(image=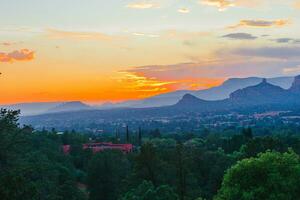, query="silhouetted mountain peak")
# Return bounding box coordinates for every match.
[62,101,85,106]
[229,80,286,104]
[176,94,207,106]
[222,77,260,87]
[183,93,199,100]
[289,75,300,93]
[255,78,276,88]
[47,101,91,113]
